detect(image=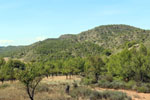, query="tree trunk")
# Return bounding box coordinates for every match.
[95,73,99,83]
[26,85,34,100]
[66,74,68,79]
